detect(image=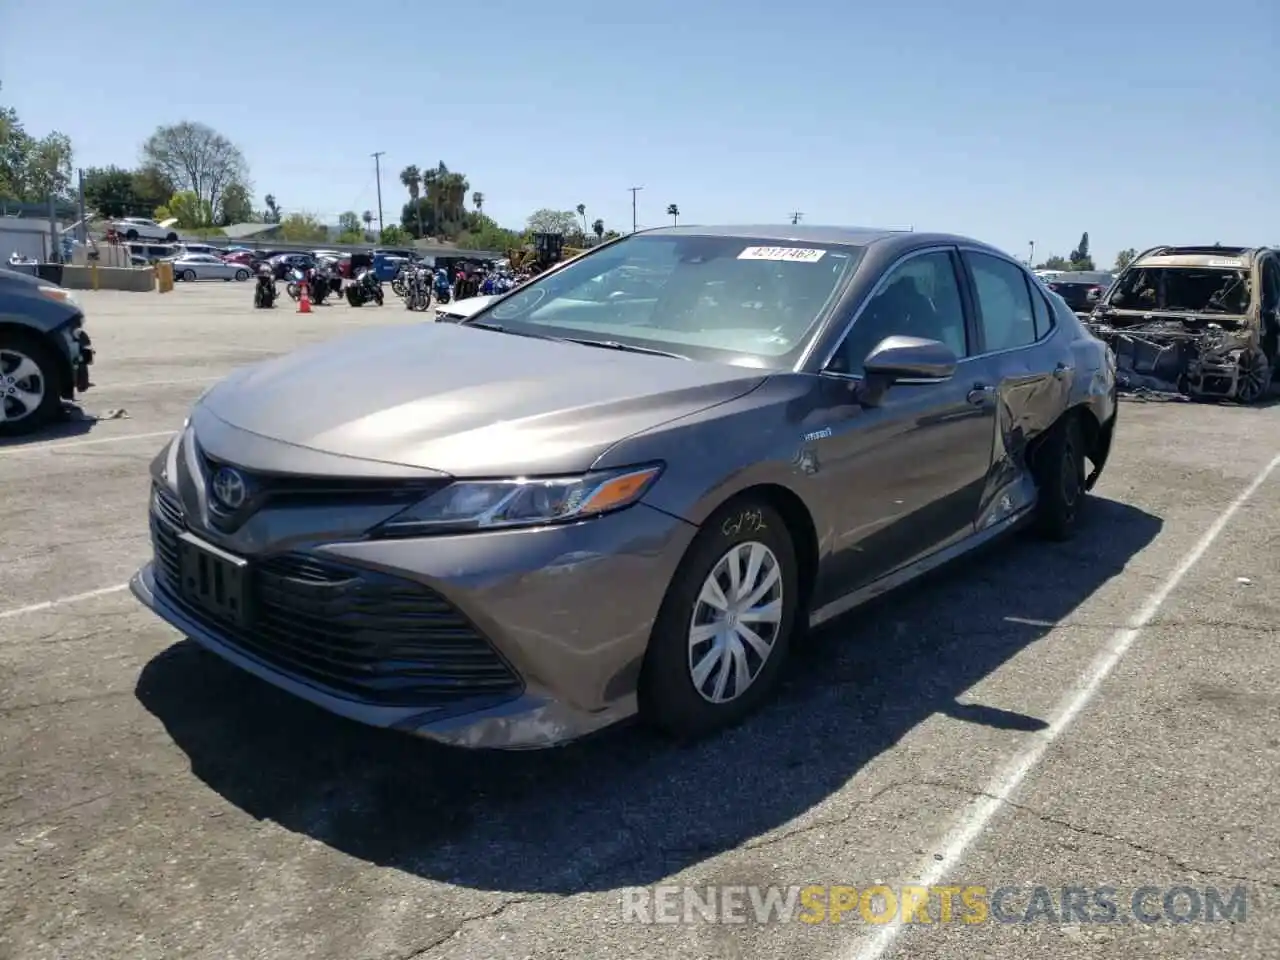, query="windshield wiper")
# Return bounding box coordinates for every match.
[558,337,689,360]
[463,320,556,340]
